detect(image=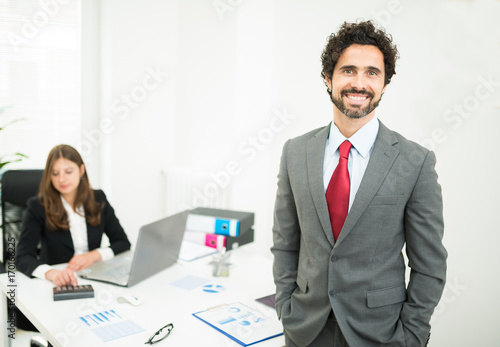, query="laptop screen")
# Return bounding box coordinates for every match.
[127,210,188,286]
